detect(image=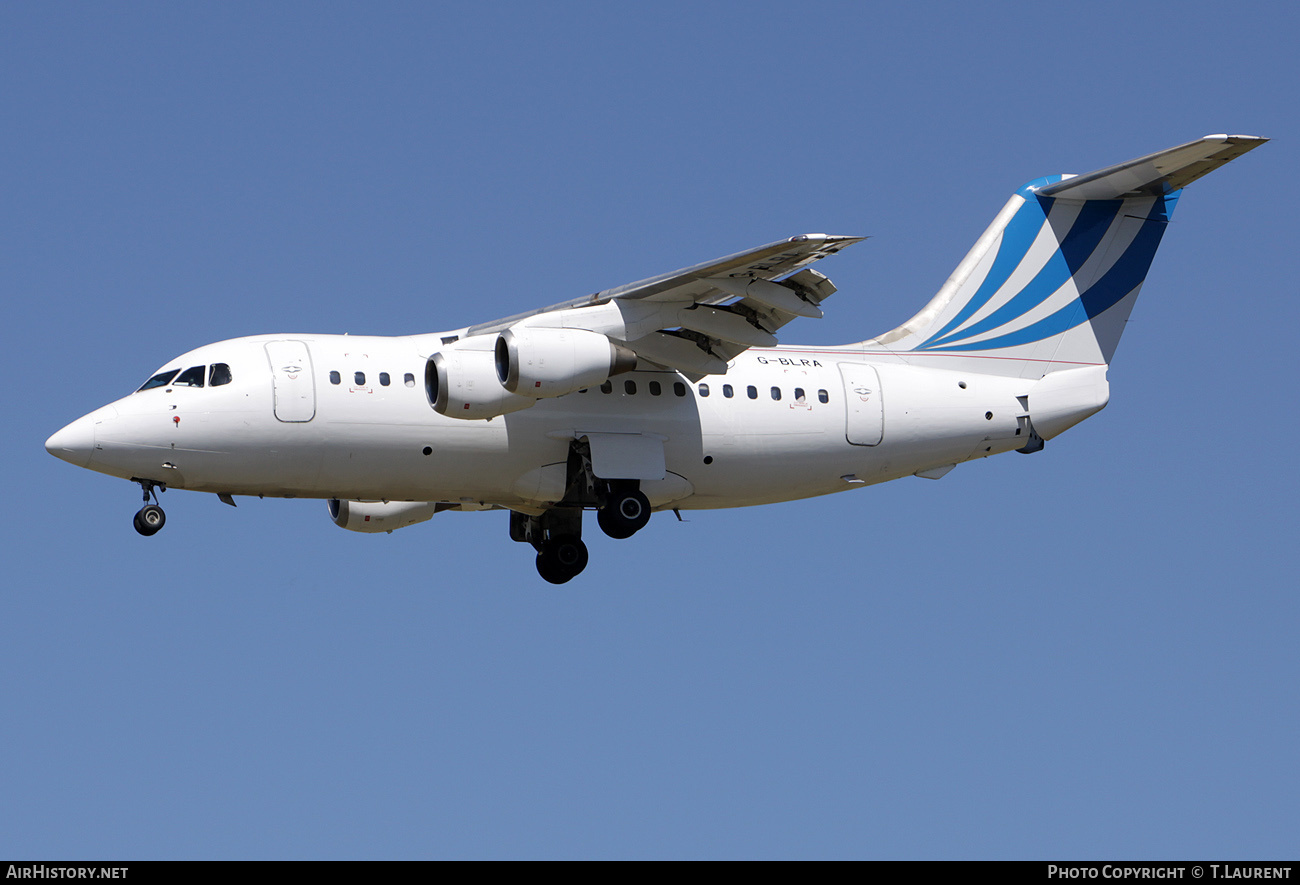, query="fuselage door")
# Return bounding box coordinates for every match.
[265,340,316,423]
[839,363,882,446]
